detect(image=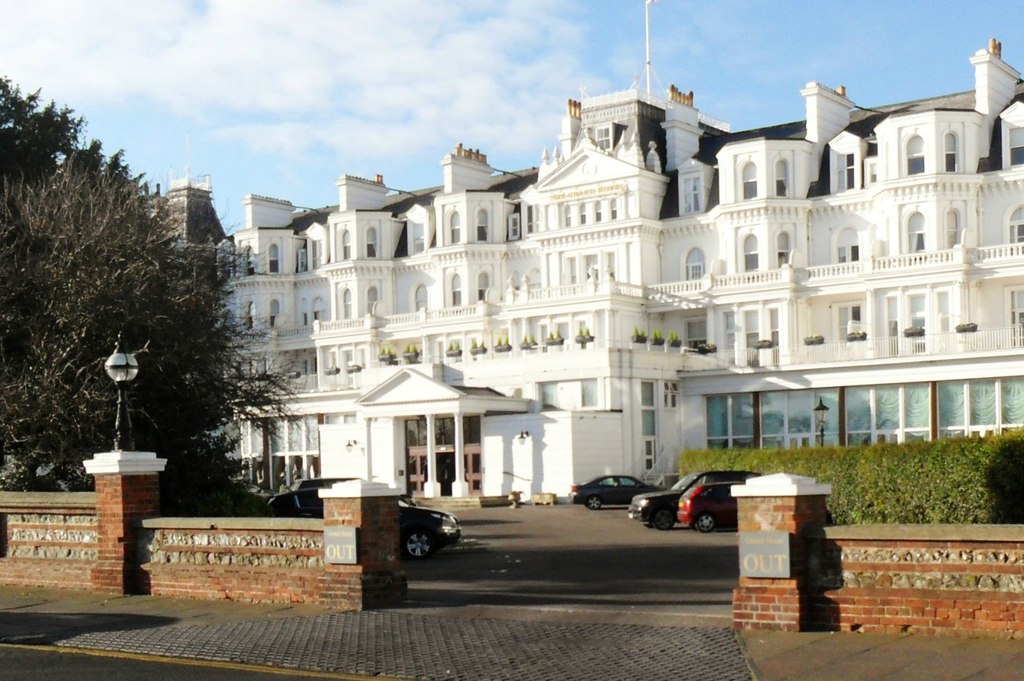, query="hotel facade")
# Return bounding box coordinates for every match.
[231,40,1024,499]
